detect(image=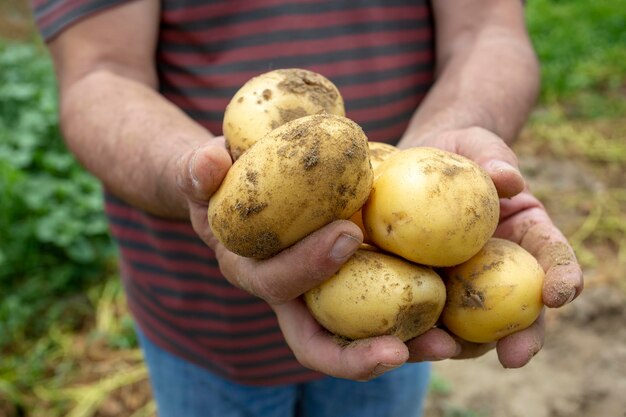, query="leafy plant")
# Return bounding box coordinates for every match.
[0,41,115,349]
[526,0,626,116]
